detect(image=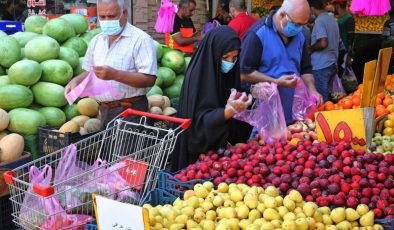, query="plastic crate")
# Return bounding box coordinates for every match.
[140,188,177,206]
[375,218,394,230]
[0,195,15,229]
[24,135,42,160]
[38,126,98,155]
[0,152,32,169]
[0,20,23,35]
[158,170,210,198]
